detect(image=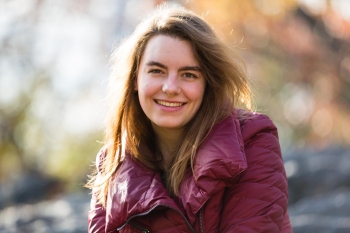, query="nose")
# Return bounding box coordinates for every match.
[162,74,181,96]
